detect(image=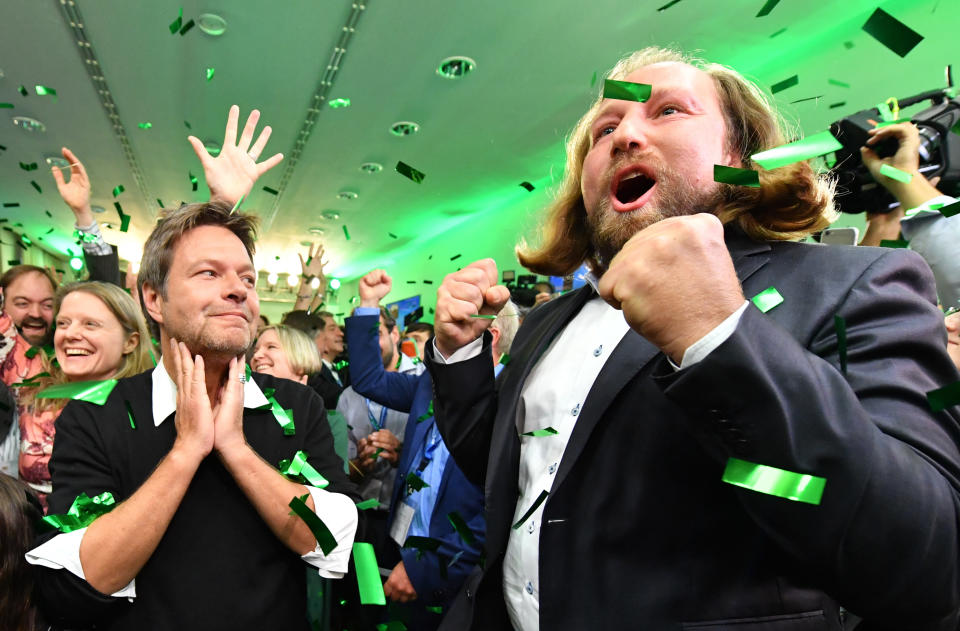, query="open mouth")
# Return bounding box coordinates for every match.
[611,168,656,212]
